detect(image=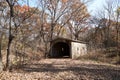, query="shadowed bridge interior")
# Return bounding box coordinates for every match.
[51,42,70,58]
